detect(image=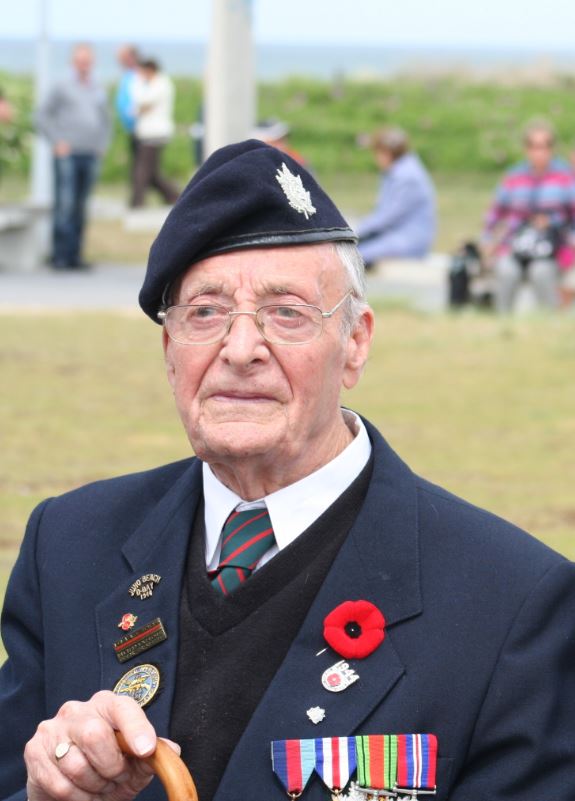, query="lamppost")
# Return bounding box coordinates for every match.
[30,0,52,209]
[204,0,256,157]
